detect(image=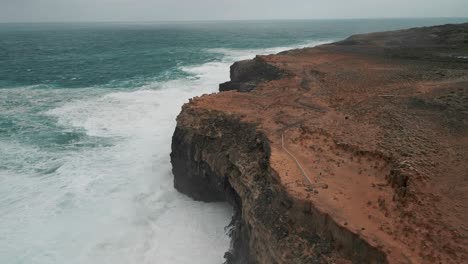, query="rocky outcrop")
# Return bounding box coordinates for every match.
[171,23,468,264]
[219,56,286,92]
[171,106,386,263]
